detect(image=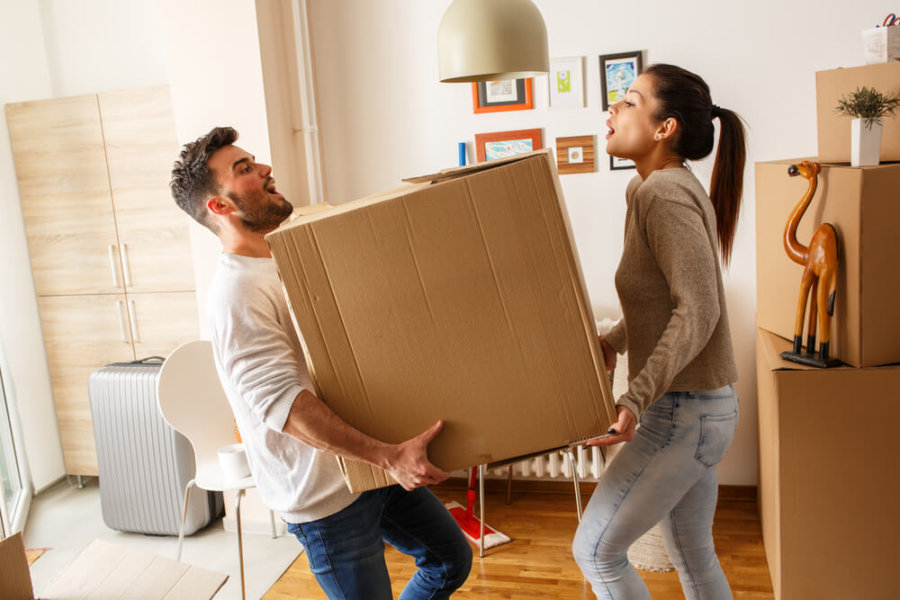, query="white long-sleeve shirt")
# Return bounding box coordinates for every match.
[207,253,357,523]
